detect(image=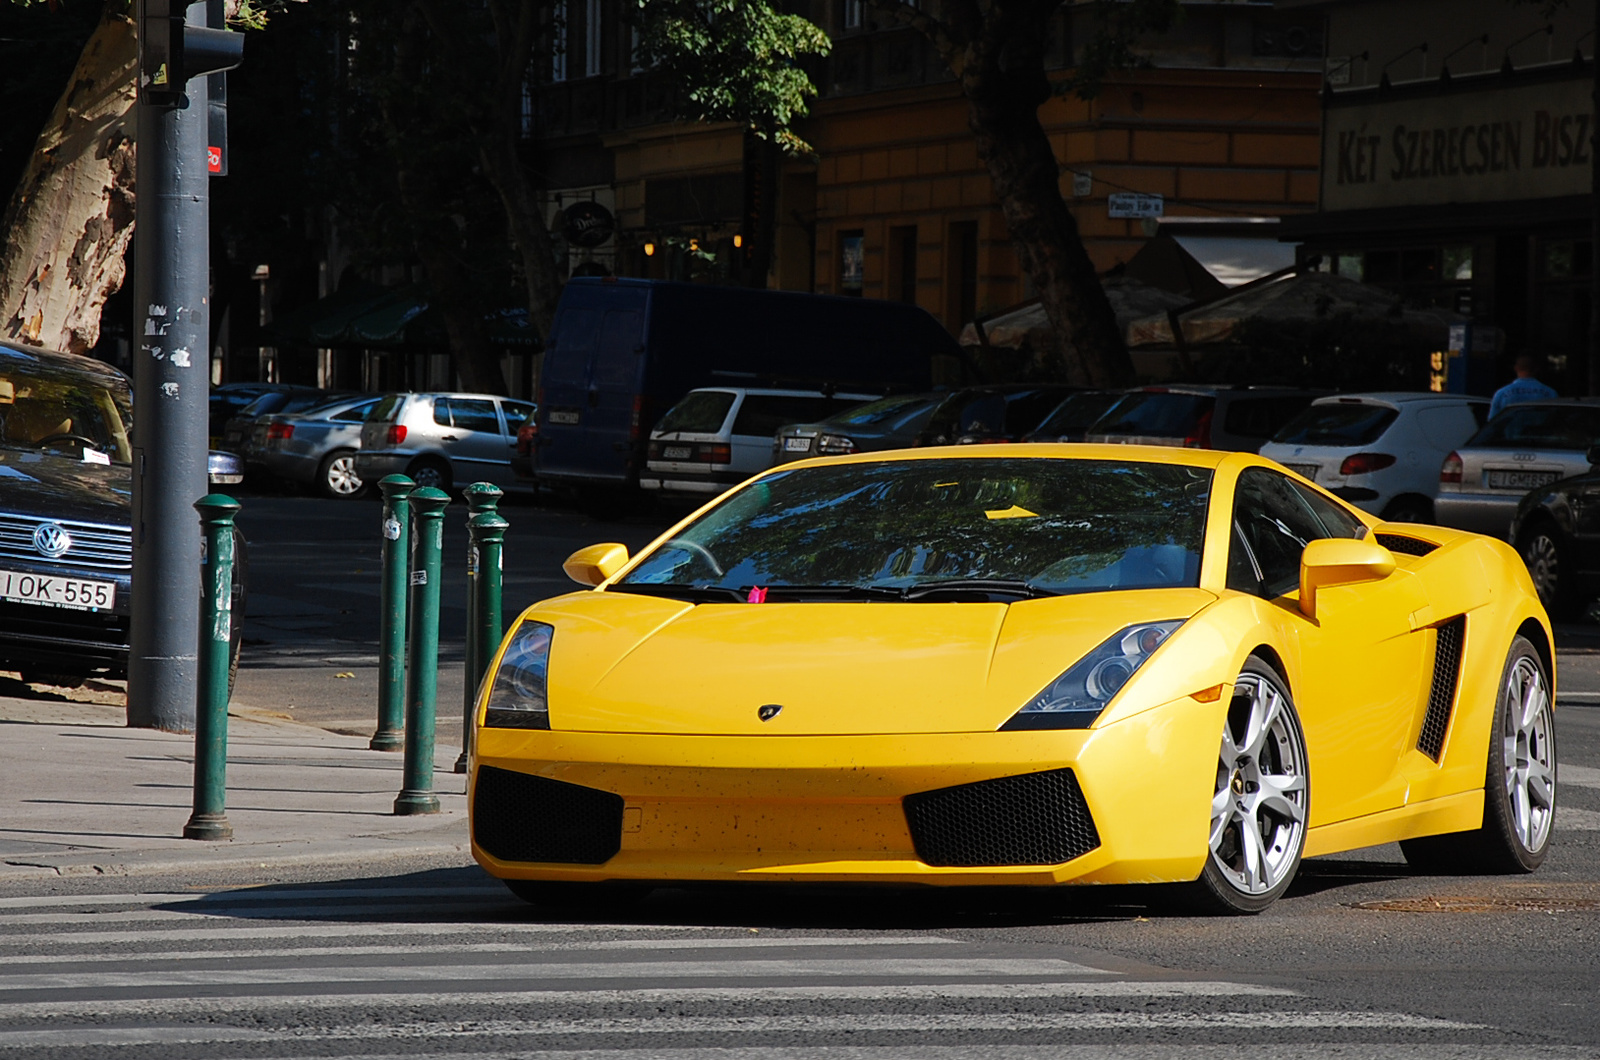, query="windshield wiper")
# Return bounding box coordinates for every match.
[760,584,906,601]
[899,579,1058,600]
[607,583,746,603]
